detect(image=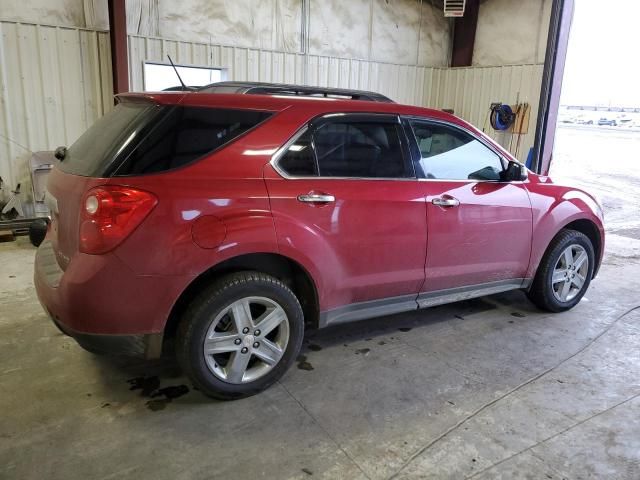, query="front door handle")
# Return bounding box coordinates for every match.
[432,196,460,207]
[297,193,335,204]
